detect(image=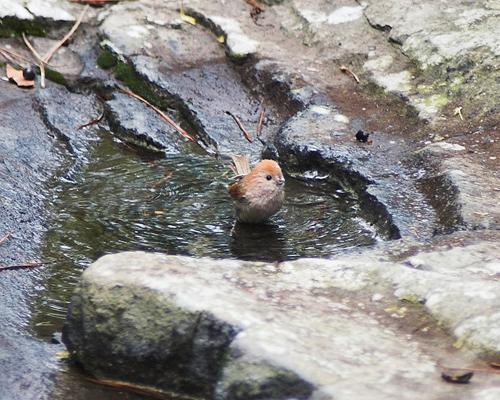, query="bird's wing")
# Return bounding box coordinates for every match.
[228,181,244,199]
